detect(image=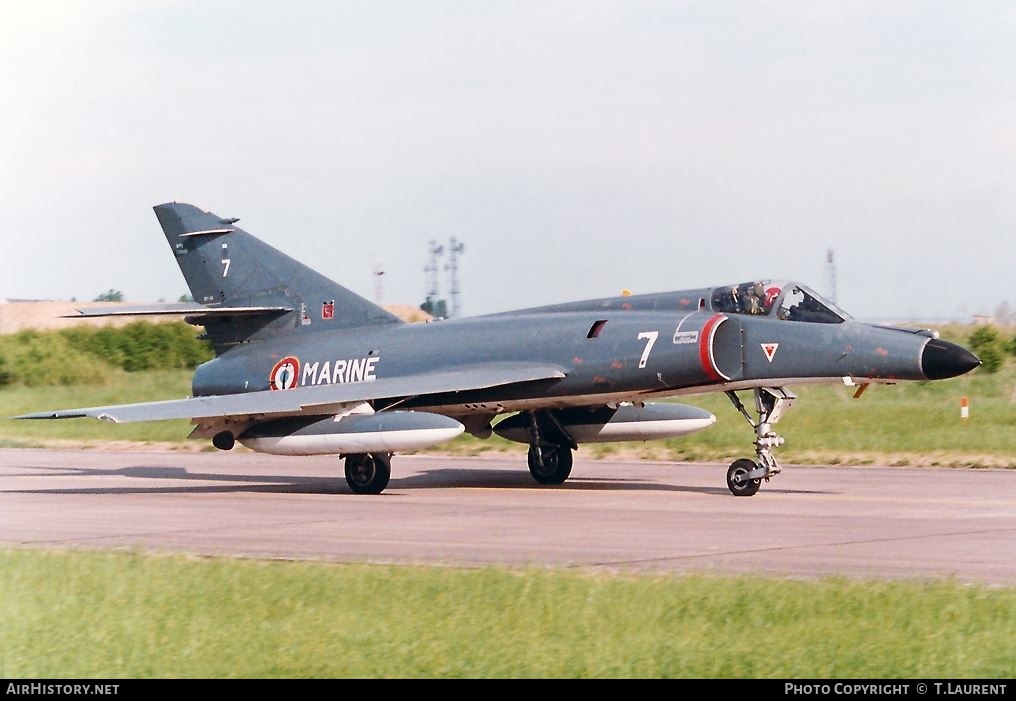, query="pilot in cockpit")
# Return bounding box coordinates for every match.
[713,280,780,316]
[739,281,769,315]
